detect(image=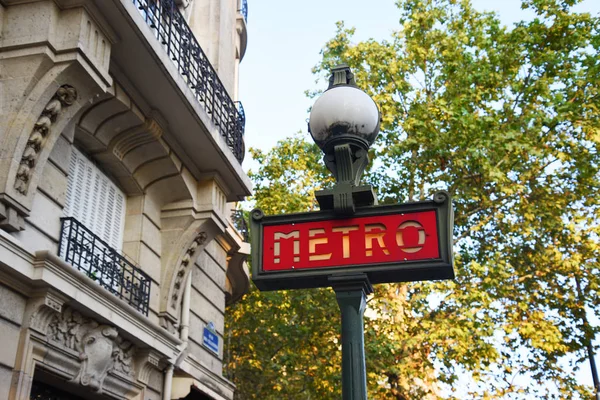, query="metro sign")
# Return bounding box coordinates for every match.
[251,191,454,291]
